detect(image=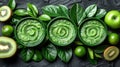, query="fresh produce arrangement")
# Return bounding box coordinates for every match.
[0,0,120,65]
